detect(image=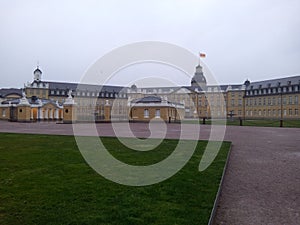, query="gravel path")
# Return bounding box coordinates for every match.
[0,121,299,224]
